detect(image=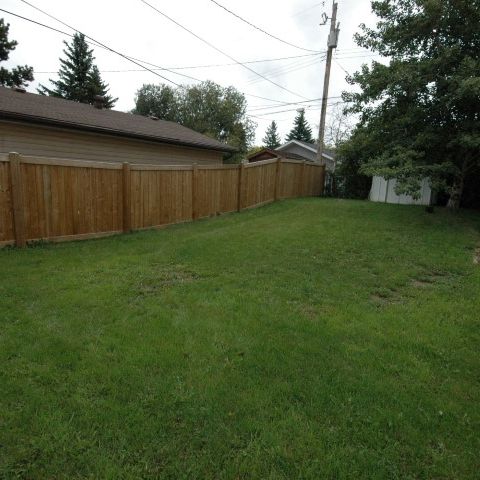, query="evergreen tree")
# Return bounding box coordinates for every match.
[38,33,116,108]
[0,18,34,87]
[286,109,314,143]
[88,65,117,109]
[262,121,281,149]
